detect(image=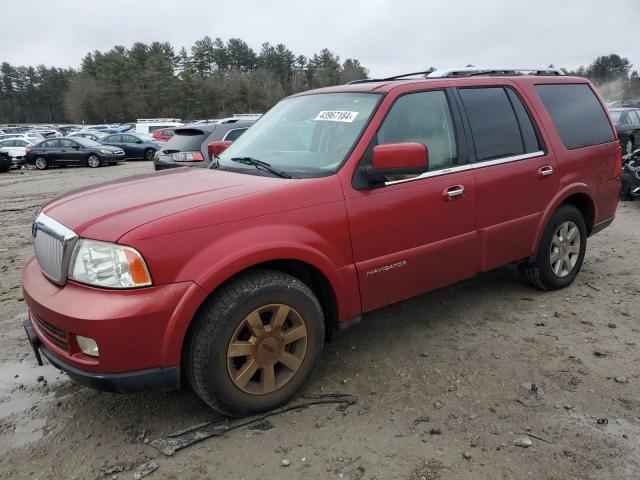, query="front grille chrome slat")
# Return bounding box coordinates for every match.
[33,213,78,285]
